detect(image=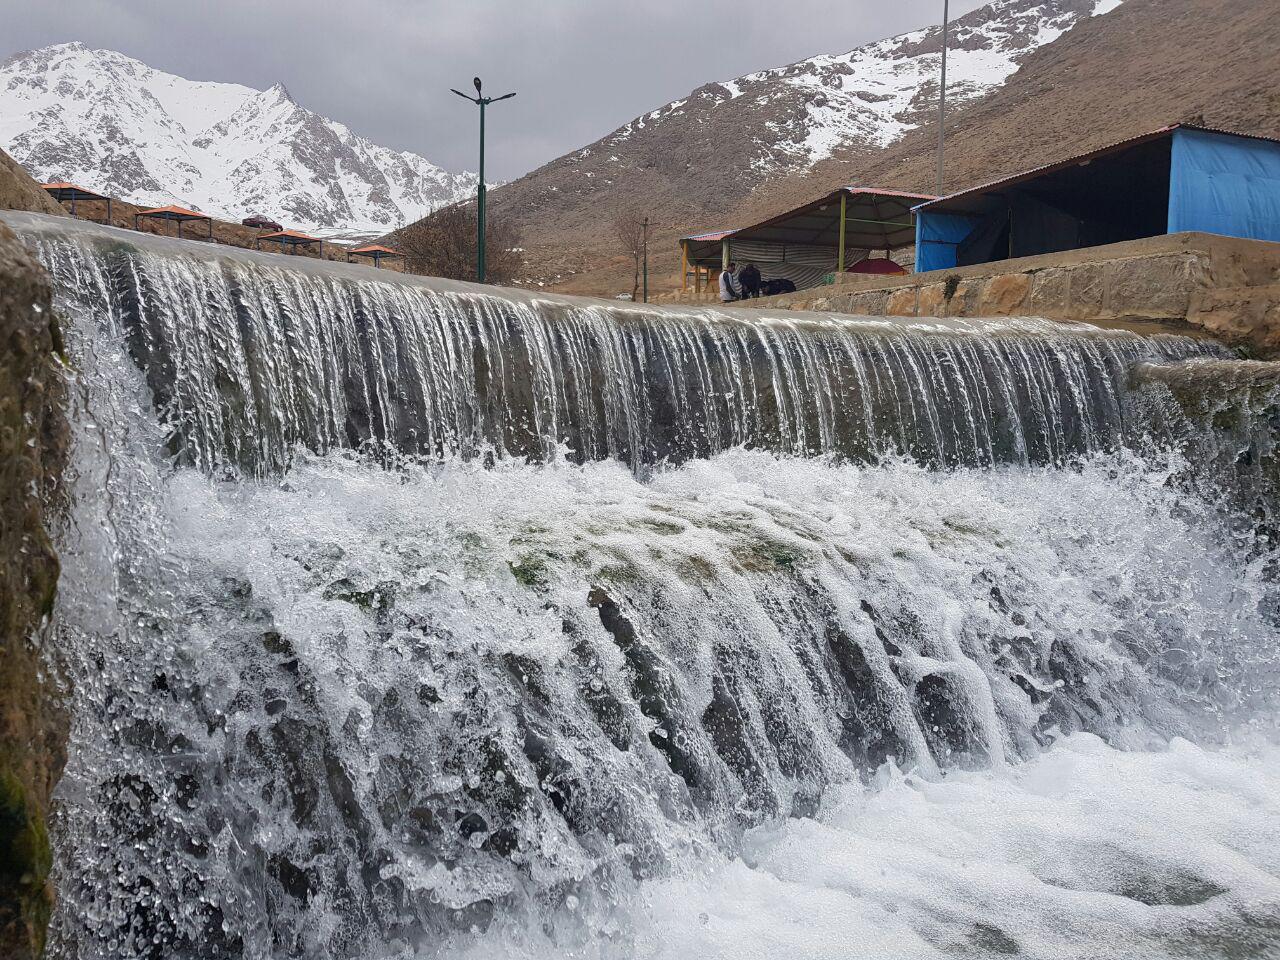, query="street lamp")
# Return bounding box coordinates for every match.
[936,0,950,196]
[642,216,649,303]
[452,76,516,283]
